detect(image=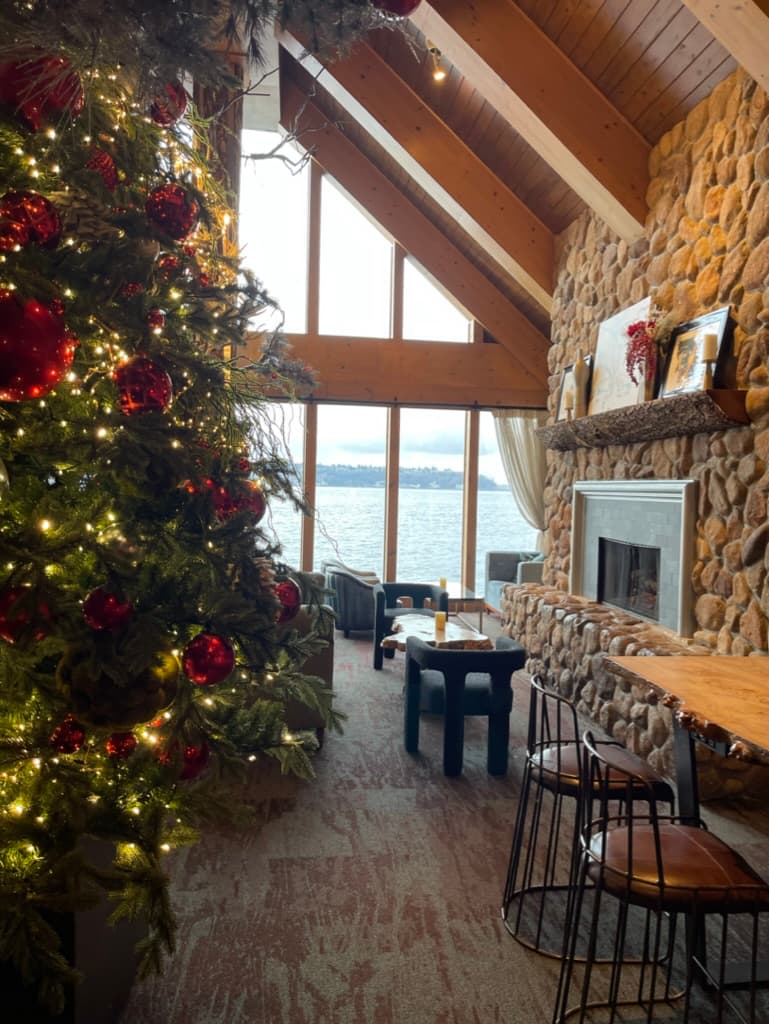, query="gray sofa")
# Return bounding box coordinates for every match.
[484,550,545,611]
